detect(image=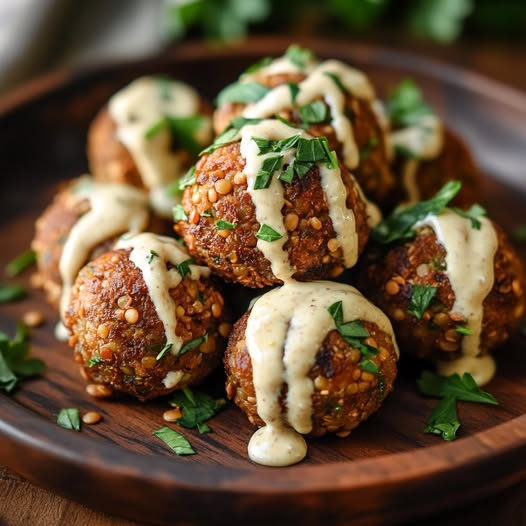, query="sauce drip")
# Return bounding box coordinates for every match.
[239,119,360,280]
[115,233,209,353]
[246,281,398,466]
[108,76,211,214]
[417,210,498,385]
[59,178,149,320]
[243,60,377,170]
